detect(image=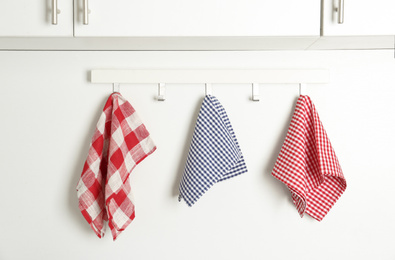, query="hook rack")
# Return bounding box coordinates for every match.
[91,69,329,100]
